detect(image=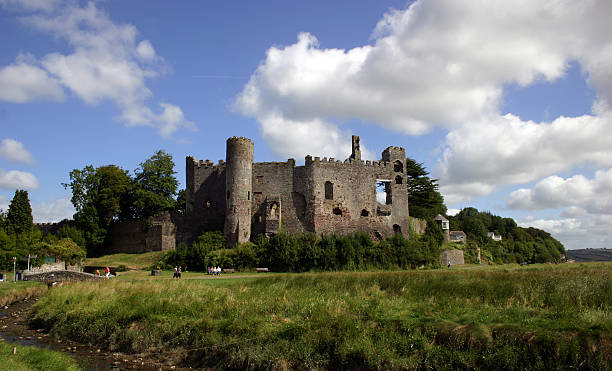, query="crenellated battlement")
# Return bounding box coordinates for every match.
[304,155,390,169]
[187,156,225,168]
[187,134,411,246]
